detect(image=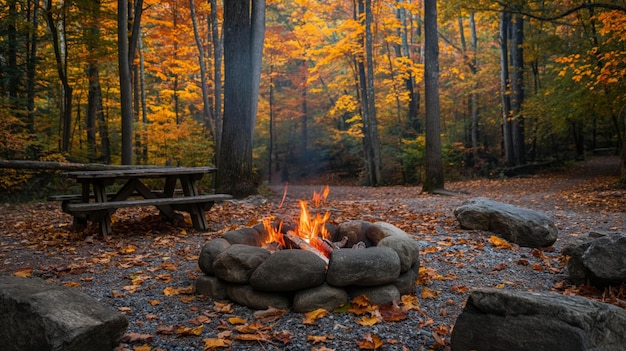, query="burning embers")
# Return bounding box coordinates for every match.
[196,188,421,312]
